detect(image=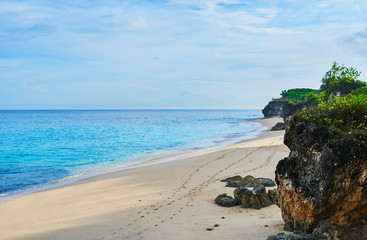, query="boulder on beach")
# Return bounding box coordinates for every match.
[215,193,239,207]
[221,175,276,188]
[233,185,273,209]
